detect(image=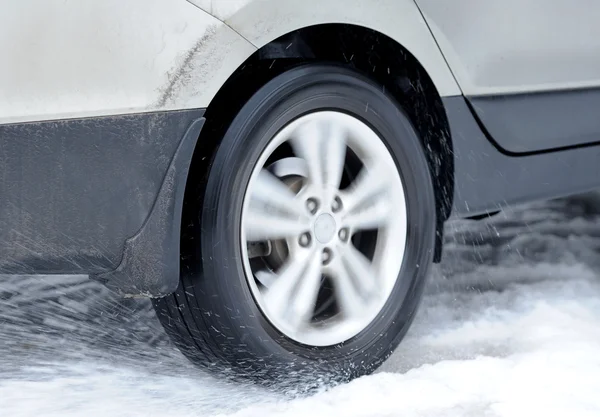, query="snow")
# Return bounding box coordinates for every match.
[239,274,600,417]
[2,192,600,416]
